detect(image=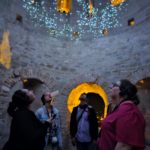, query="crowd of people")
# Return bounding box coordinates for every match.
[2,79,145,150]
